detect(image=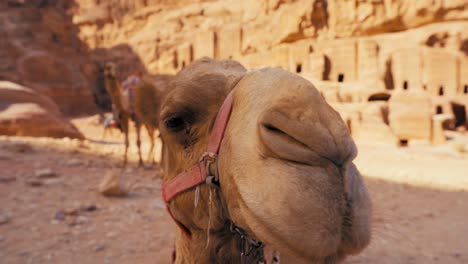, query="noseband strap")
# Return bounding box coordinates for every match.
[161,89,234,237]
